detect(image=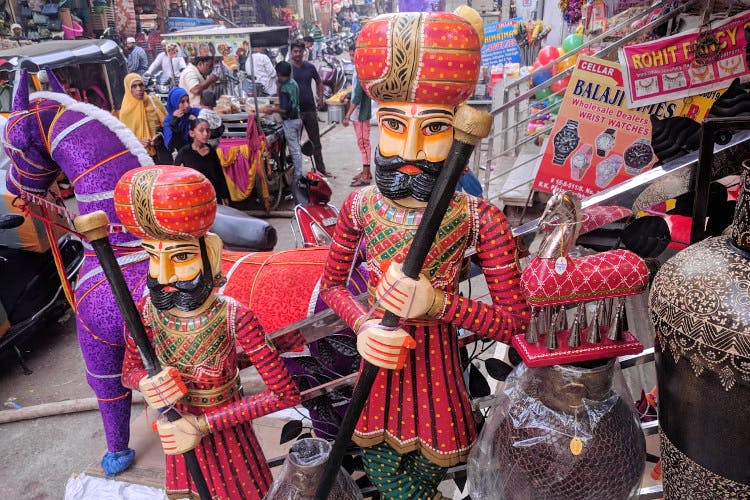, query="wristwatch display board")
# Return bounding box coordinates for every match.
[534,55,656,197]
